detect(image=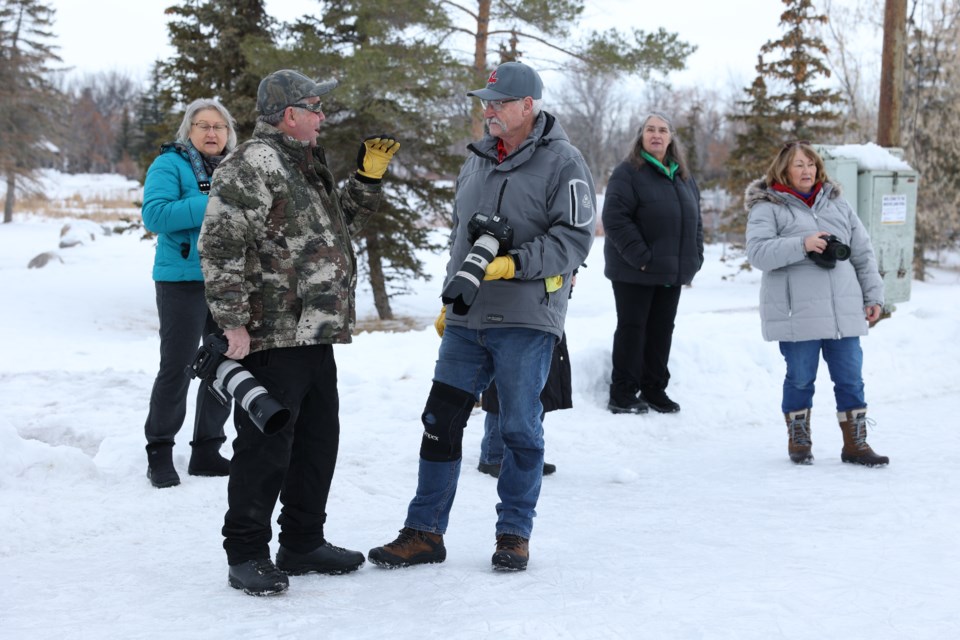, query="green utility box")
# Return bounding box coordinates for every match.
[815,144,918,309]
